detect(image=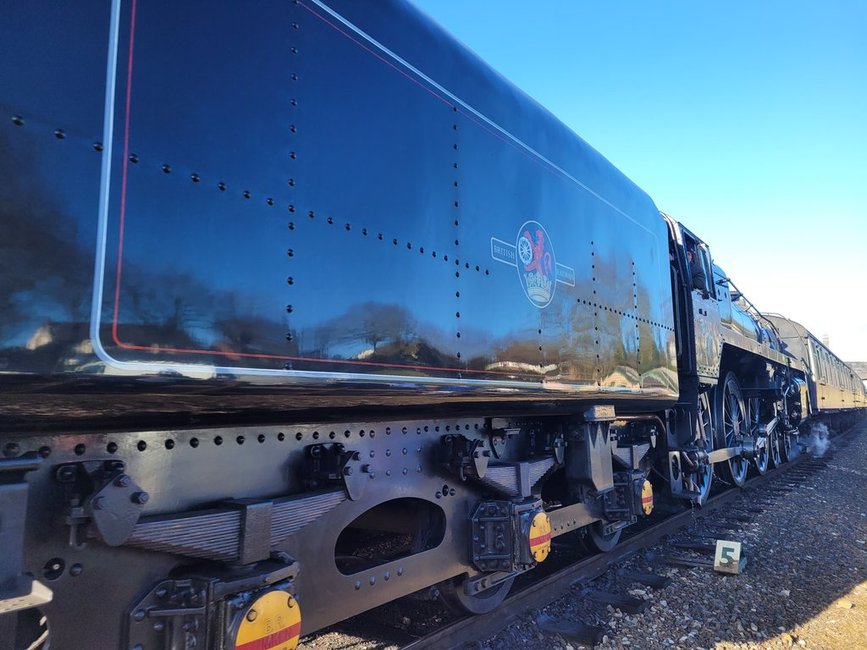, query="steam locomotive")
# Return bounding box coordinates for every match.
[1,1,864,648]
